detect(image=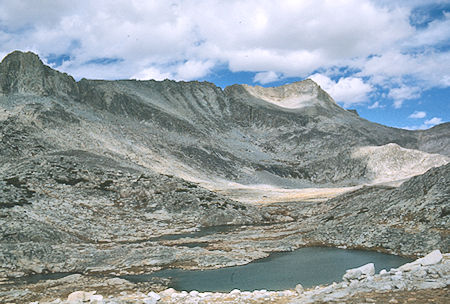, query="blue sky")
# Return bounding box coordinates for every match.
[0,0,448,129]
